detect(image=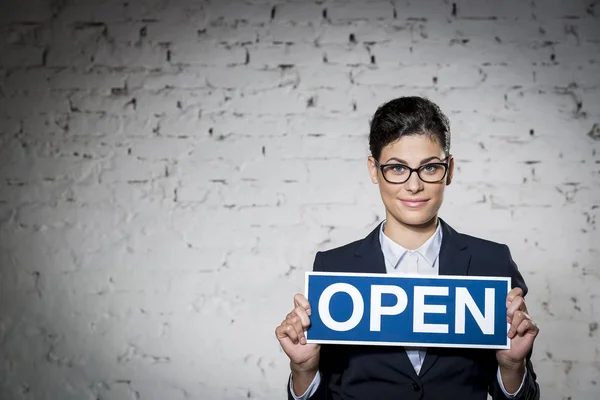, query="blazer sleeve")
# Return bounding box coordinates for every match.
[287,252,347,400]
[489,245,540,400]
